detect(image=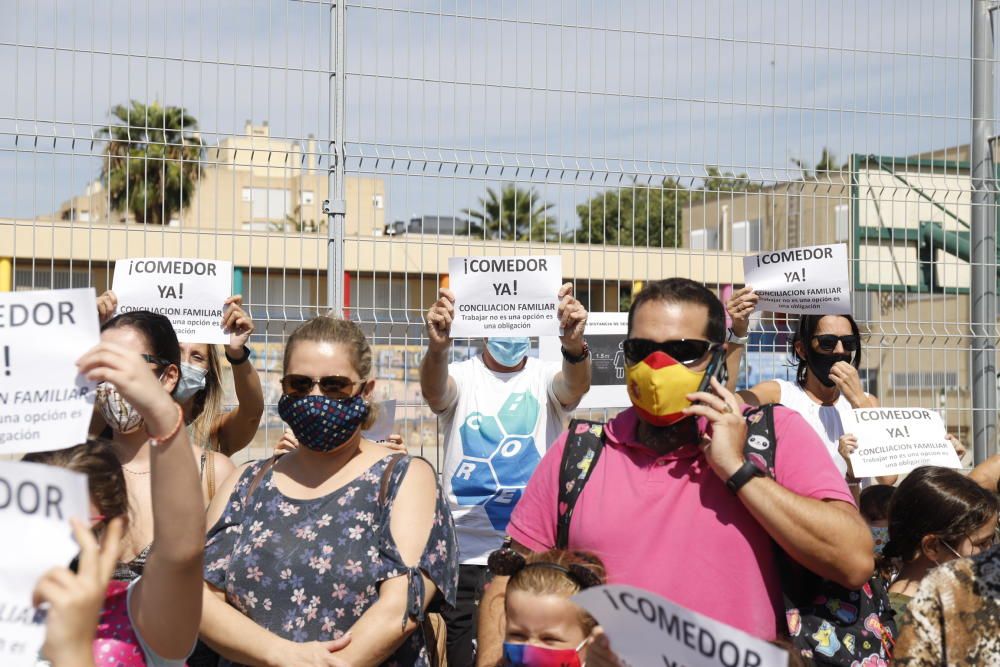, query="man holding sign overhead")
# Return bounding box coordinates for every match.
[420,257,591,667]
